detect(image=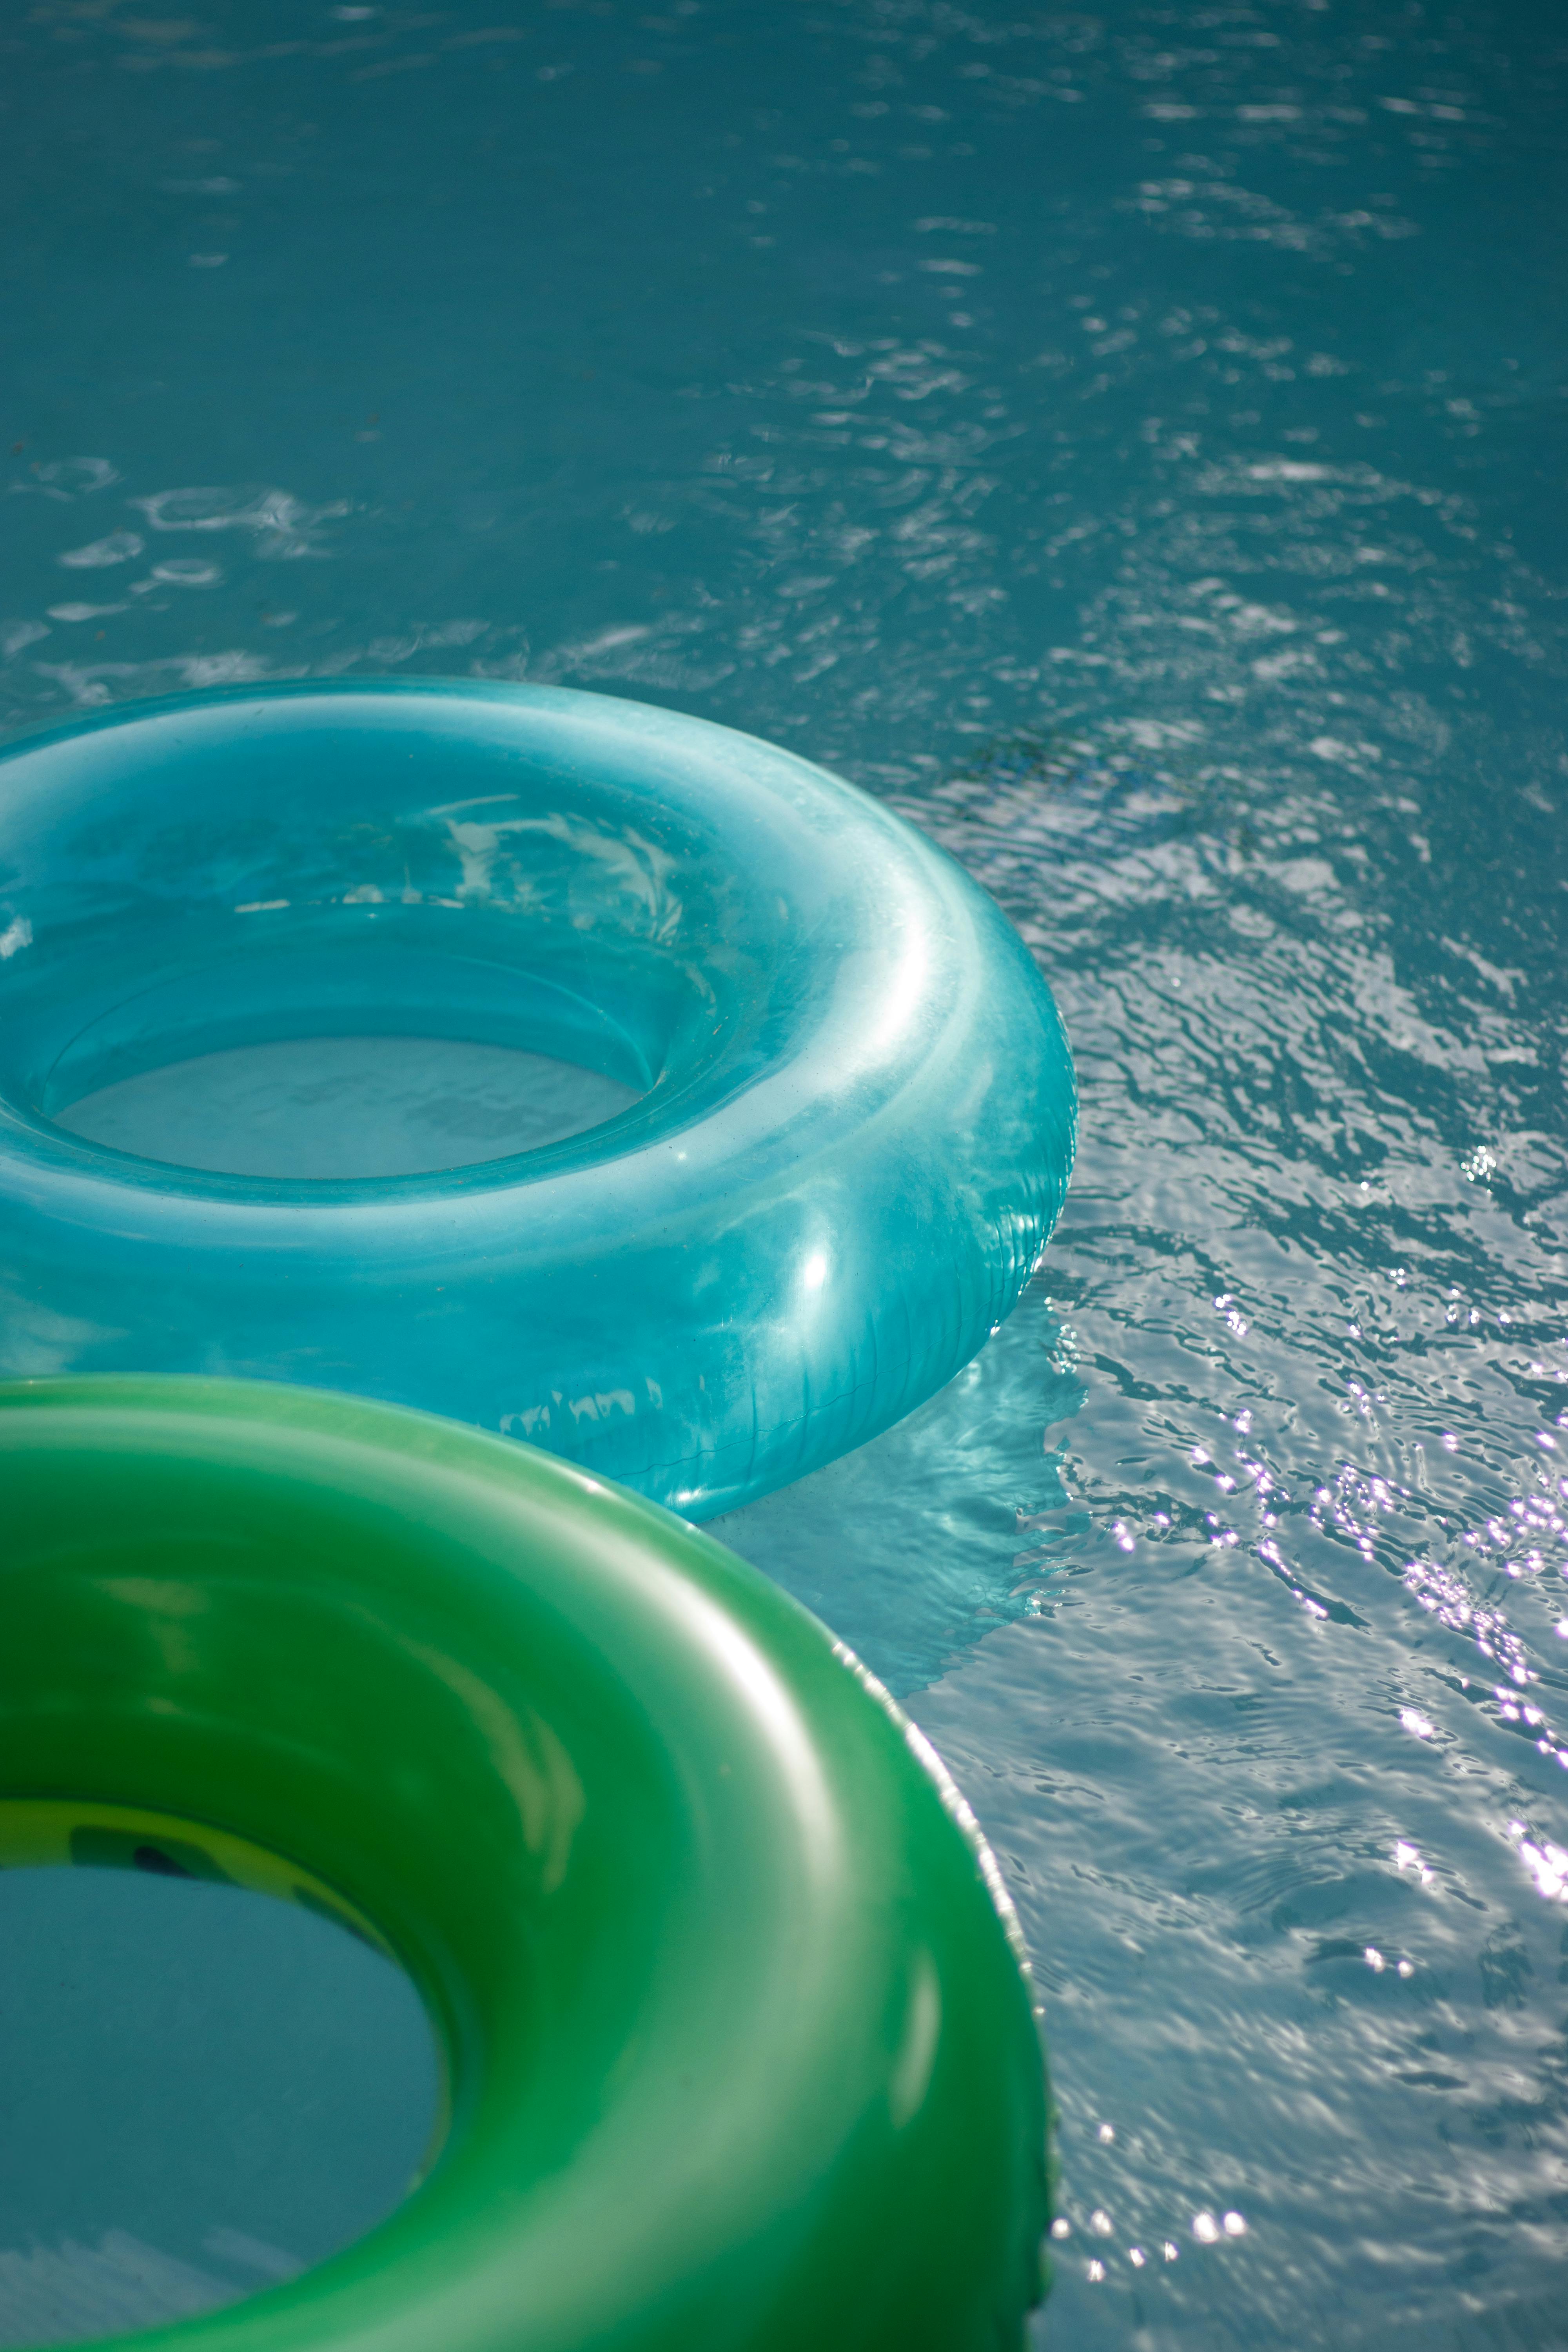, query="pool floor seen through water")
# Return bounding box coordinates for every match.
[2,3,1567,2346]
